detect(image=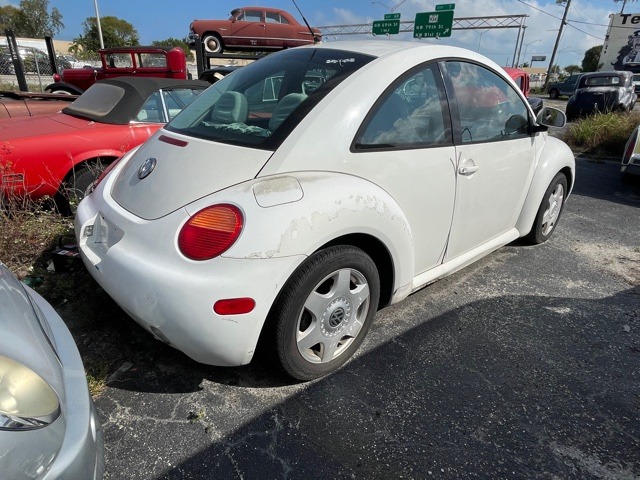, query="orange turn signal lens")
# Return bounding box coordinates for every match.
[178,204,243,260]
